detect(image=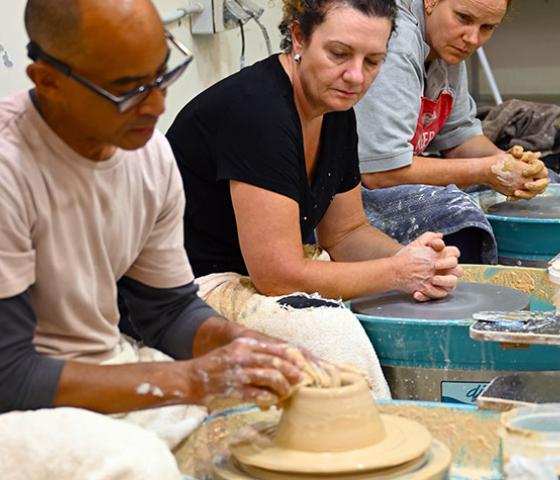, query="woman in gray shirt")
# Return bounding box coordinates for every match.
[355,0,549,263]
